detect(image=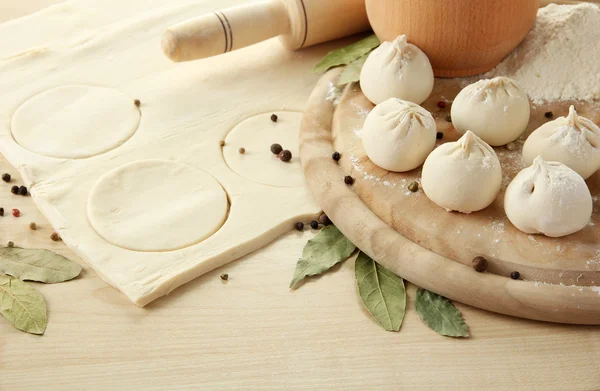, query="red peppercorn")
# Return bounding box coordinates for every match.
[12,208,20,217]
[437,101,447,109]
